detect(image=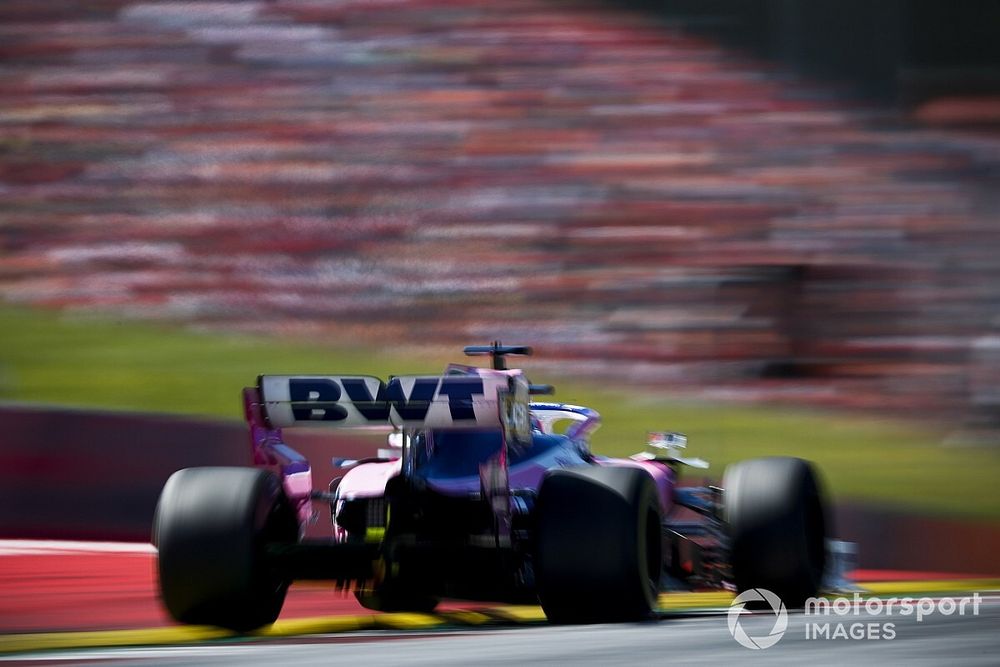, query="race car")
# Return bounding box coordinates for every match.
[153,343,831,630]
